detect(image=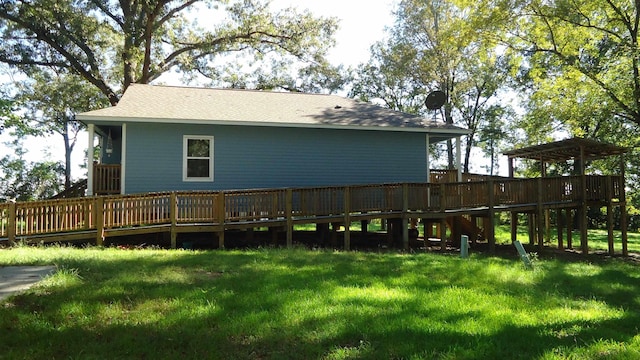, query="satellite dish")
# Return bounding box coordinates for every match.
[425,90,446,110]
